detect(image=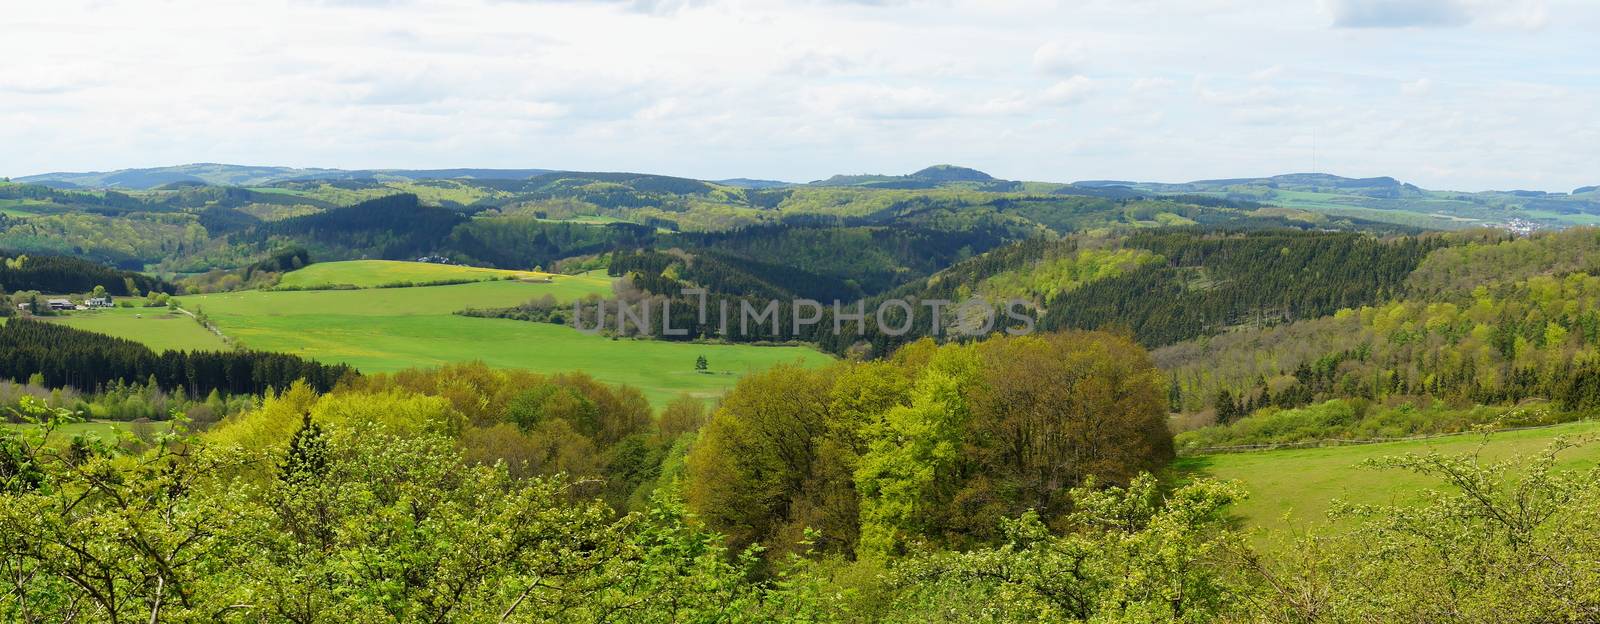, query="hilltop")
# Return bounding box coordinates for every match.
[10,163,1600,231]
